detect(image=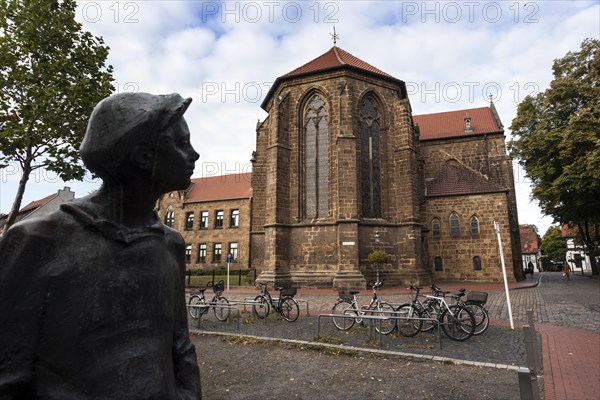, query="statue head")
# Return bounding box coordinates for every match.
[80,92,197,189]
